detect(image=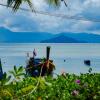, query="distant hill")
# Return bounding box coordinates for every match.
[41,35,85,43]
[1,27,100,43]
[0,27,54,43]
[41,32,100,43]
[60,32,100,43]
